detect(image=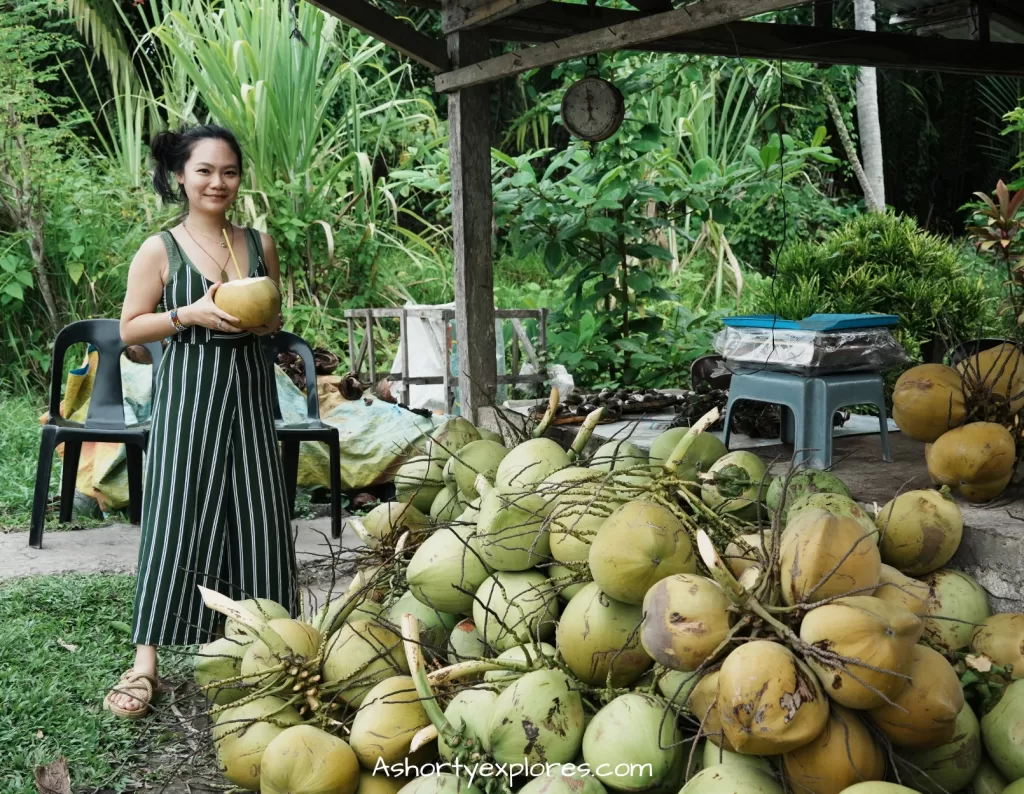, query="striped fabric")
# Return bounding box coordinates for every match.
[130,227,298,647]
